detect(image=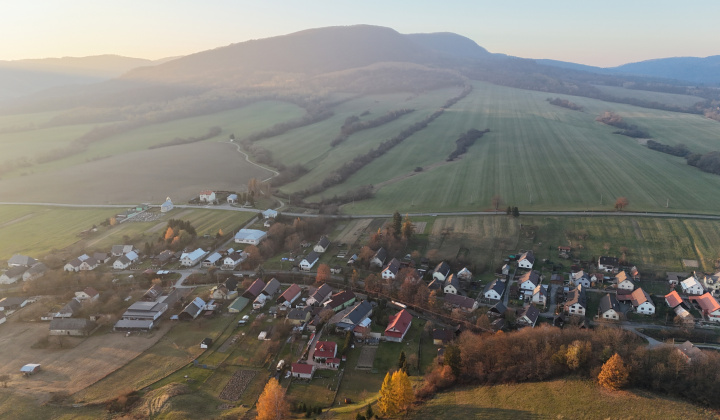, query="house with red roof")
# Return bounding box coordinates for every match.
[665,290,683,309]
[384,309,412,342]
[313,341,337,364]
[291,363,315,379]
[277,284,302,307]
[242,278,266,299]
[689,293,720,322]
[616,288,655,315]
